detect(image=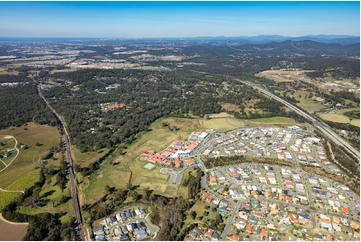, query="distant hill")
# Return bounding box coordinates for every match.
[162,35,360,45]
[0,35,359,45]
